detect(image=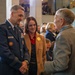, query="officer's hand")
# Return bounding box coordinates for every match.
[19,61,28,74]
